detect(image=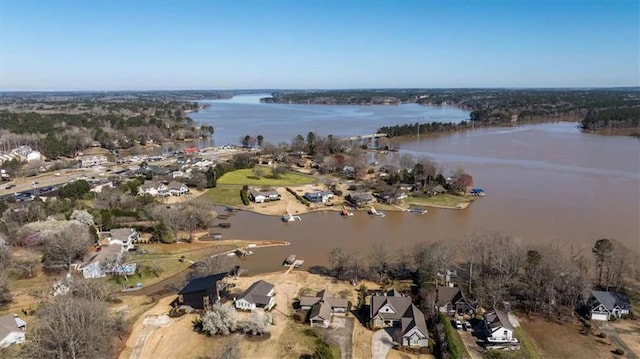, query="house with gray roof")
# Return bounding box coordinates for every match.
[483,310,517,343]
[587,290,631,321]
[370,290,428,347]
[0,314,26,348]
[435,286,475,314]
[299,289,349,328]
[235,280,275,311]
